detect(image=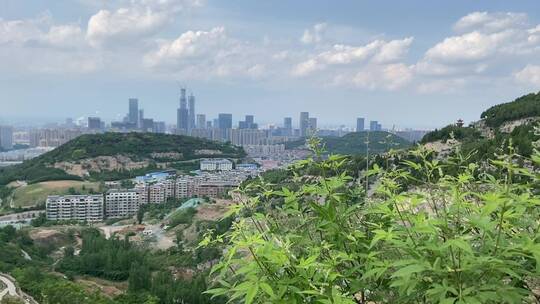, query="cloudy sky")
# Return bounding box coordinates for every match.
[1,0,540,129]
